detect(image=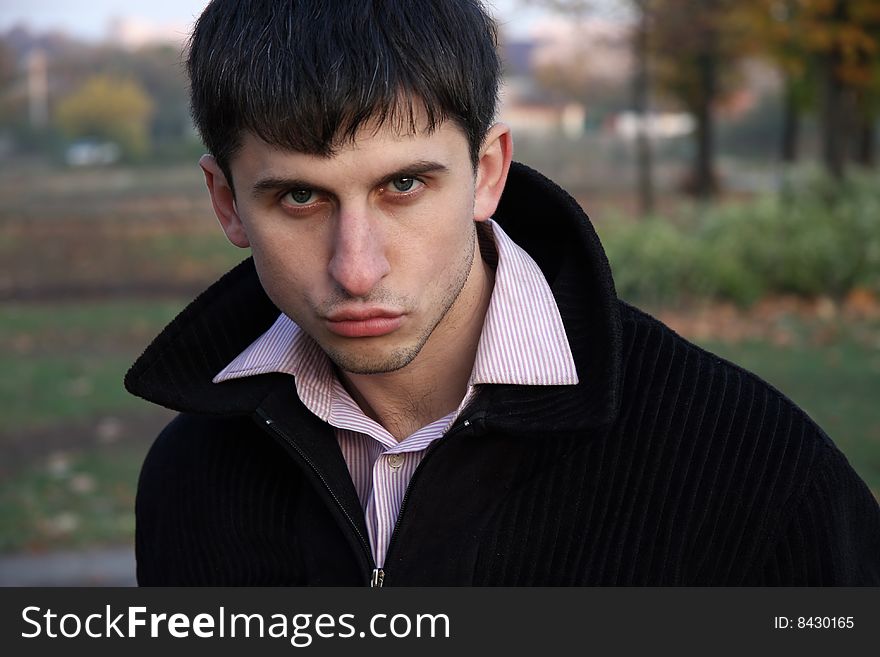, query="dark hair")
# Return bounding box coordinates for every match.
[187,0,501,184]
